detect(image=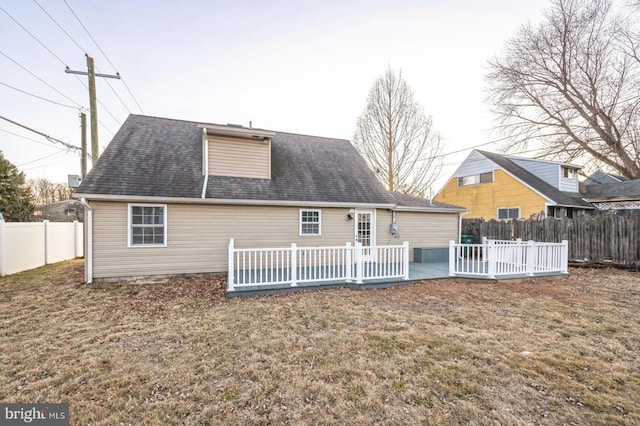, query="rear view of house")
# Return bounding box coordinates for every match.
[75,115,465,283]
